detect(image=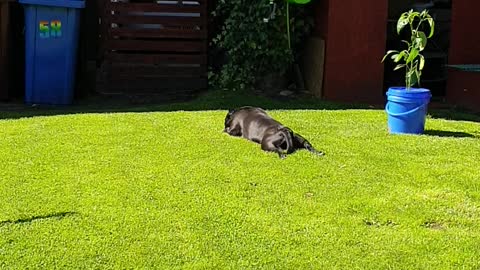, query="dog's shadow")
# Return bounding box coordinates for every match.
[424,130,478,138]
